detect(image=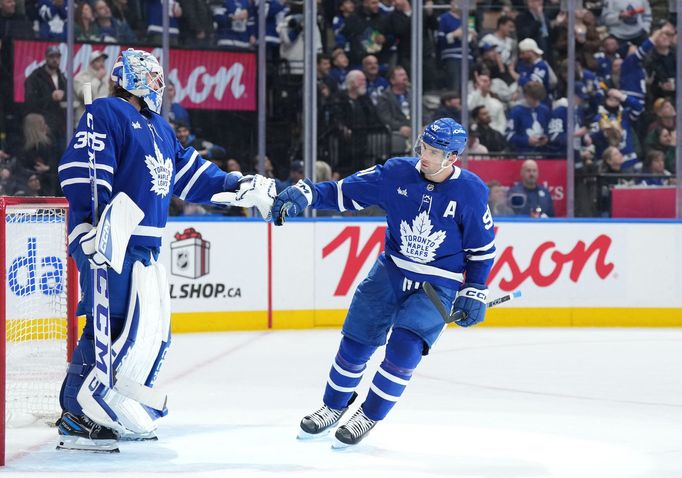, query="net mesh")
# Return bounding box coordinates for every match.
[5,205,70,425]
